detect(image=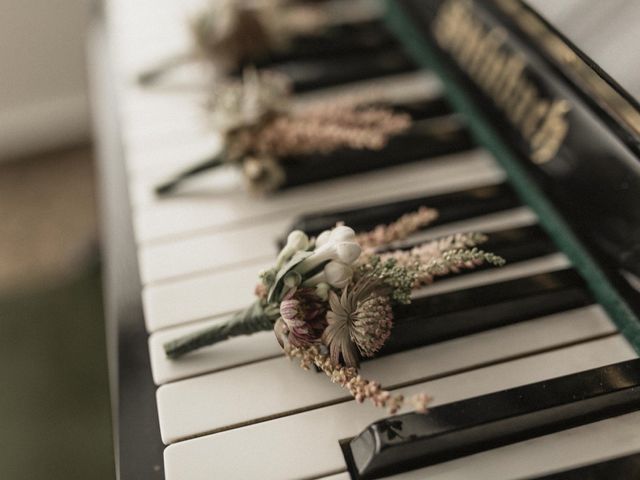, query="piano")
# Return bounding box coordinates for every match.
[89,0,640,478]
